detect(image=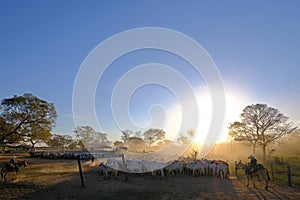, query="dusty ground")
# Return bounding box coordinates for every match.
[1,155,300,200]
